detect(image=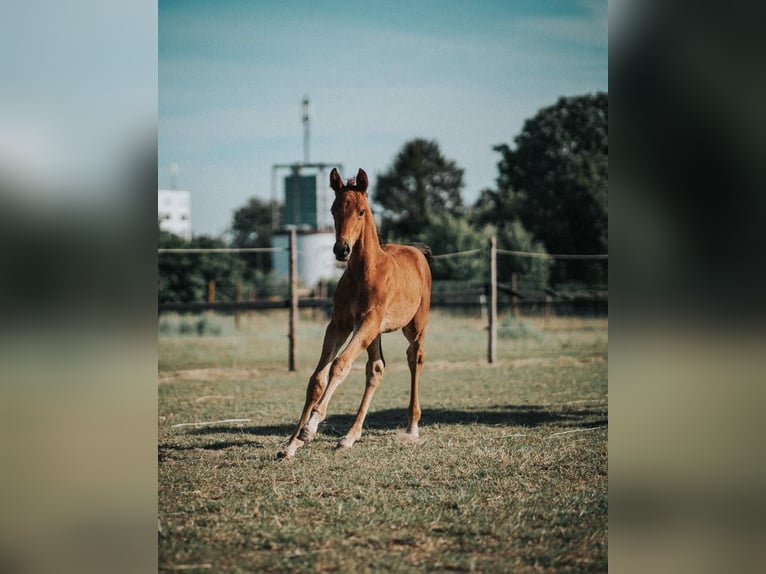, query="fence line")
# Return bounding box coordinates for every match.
[431,248,483,260]
[158,237,607,370]
[495,248,608,260]
[158,246,608,260]
[158,247,285,254]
